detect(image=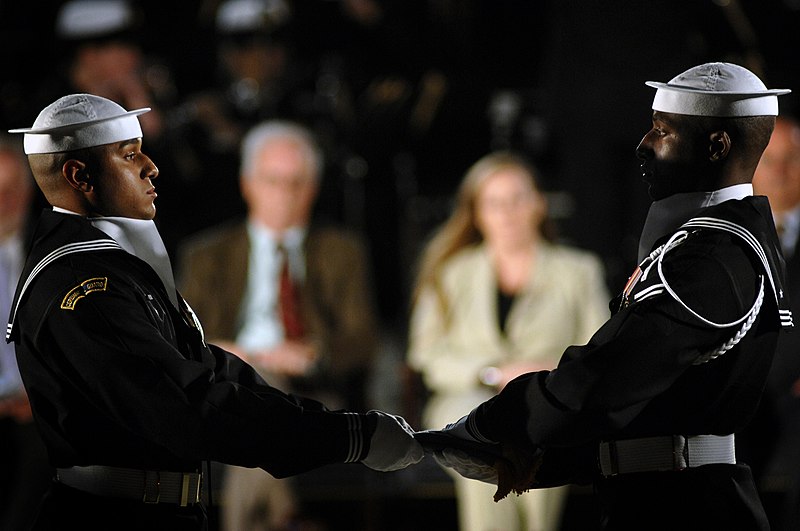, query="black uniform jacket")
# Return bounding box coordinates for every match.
[473,196,792,486]
[6,210,371,478]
